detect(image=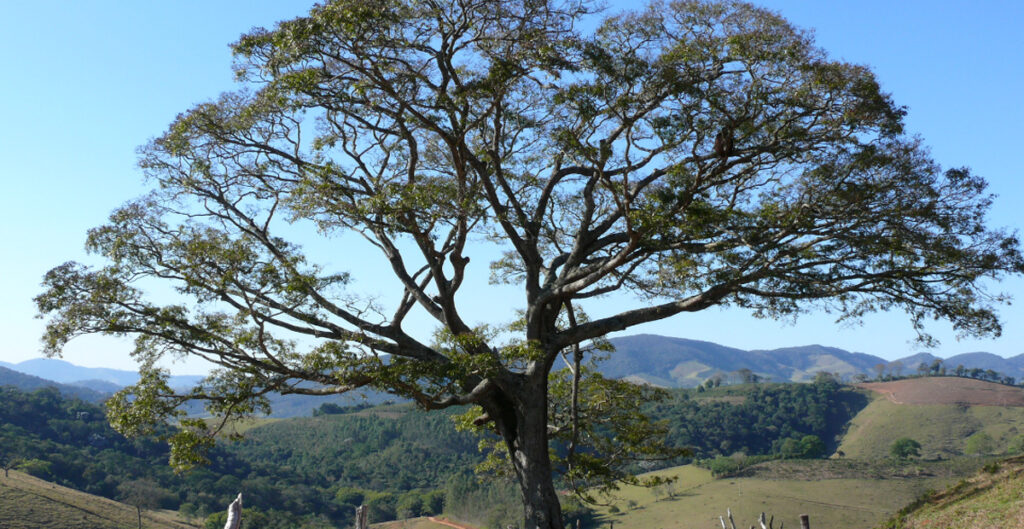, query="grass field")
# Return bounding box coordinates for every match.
[373,517,458,529]
[880,455,1024,529]
[200,416,282,436]
[0,469,199,529]
[590,462,960,529]
[838,396,1024,459]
